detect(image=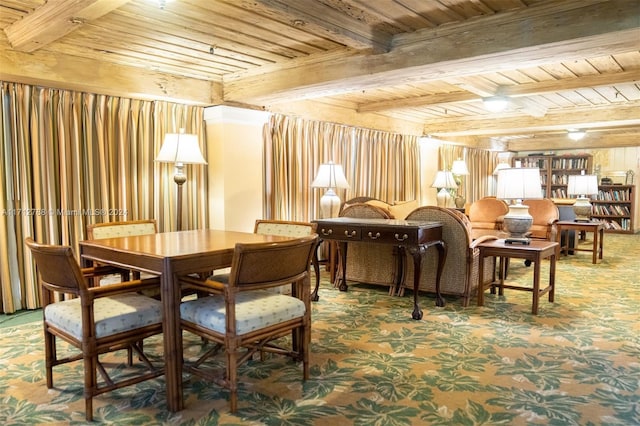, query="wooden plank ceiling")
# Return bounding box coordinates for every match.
[1,0,639,151]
